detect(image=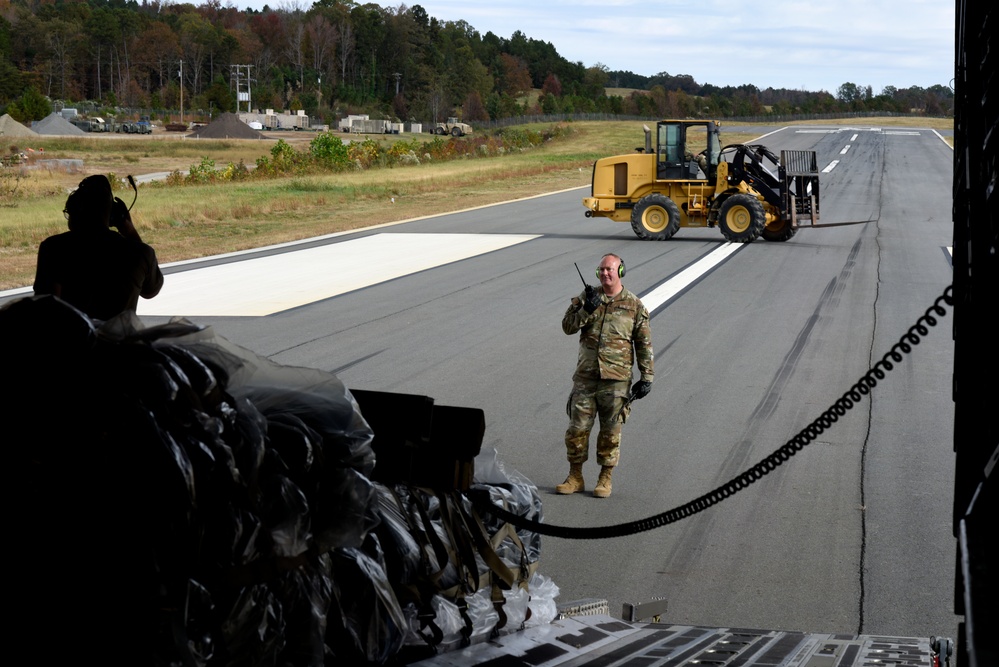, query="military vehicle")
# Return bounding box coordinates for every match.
[71,116,113,132]
[435,116,473,137]
[117,119,152,134]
